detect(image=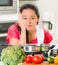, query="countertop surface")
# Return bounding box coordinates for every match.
[0,61,58,65]
[23,61,58,65]
[18,61,58,65]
